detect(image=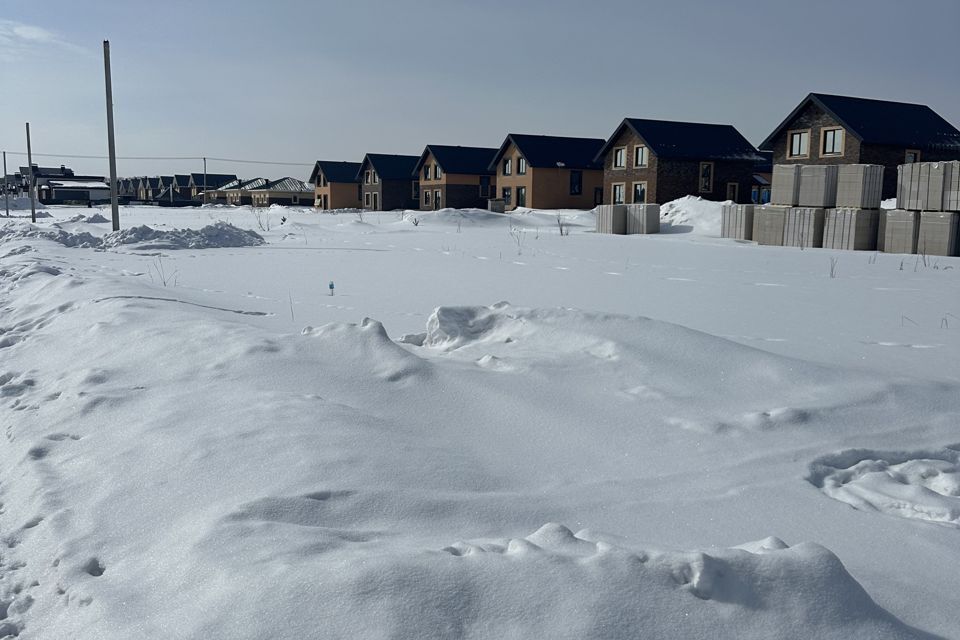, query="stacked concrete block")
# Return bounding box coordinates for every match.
[488,199,505,213]
[596,204,626,235]
[753,205,789,246]
[881,210,920,254]
[798,165,839,208]
[823,208,880,251]
[783,207,825,248]
[836,165,884,209]
[625,203,660,234]
[917,212,959,256]
[721,204,754,240]
[944,161,960,212]
[770,165,801,206]
[897,162,957,211]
